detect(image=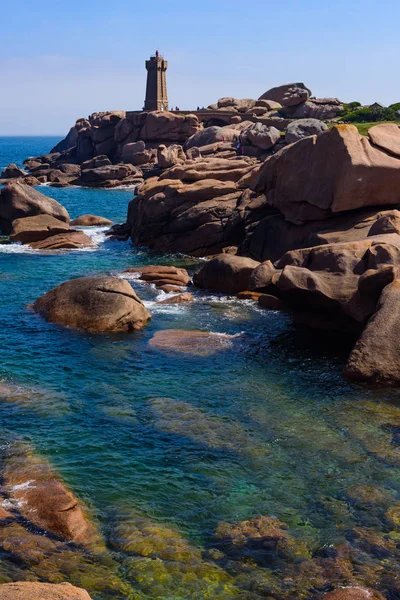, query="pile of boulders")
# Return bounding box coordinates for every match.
[0,183,95,249]
[0,83,345,189]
